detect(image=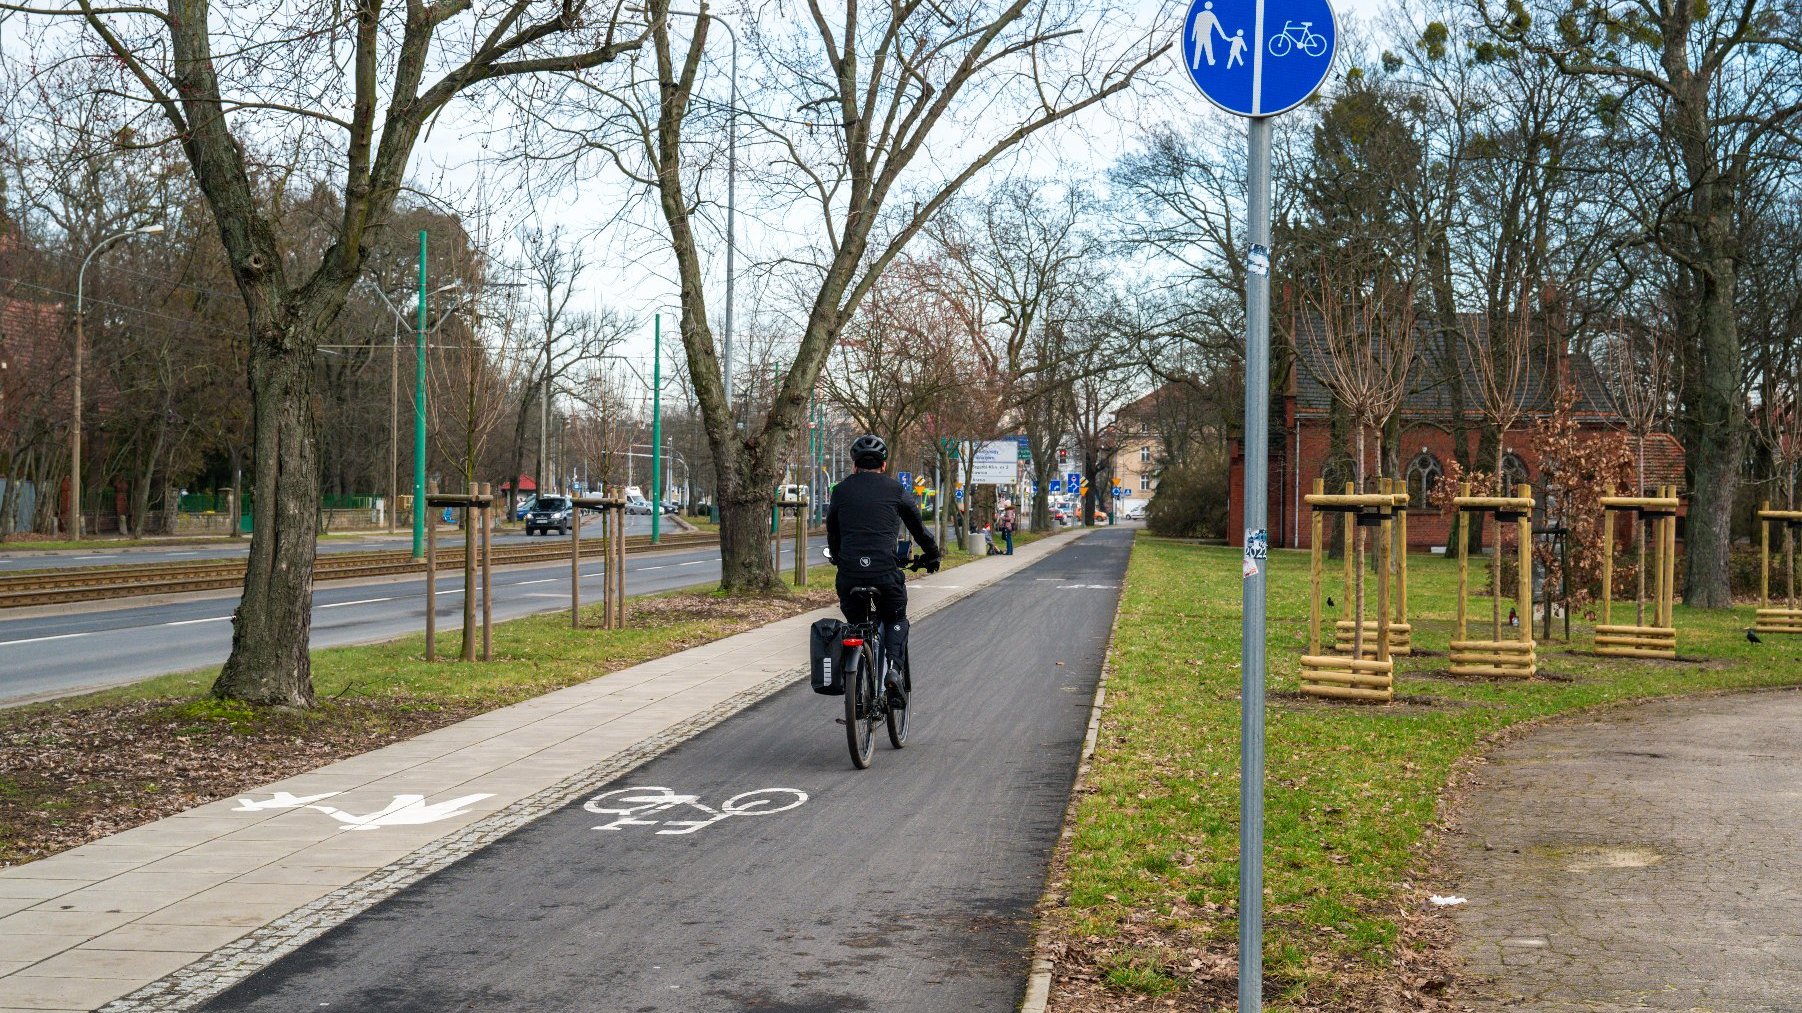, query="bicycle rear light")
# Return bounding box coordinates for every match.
[841,637,864,647]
